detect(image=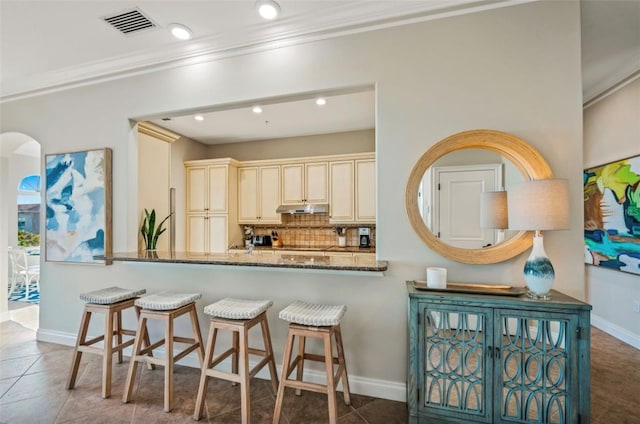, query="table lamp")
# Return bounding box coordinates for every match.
[507,179,569,299]
[480,191,508,244]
